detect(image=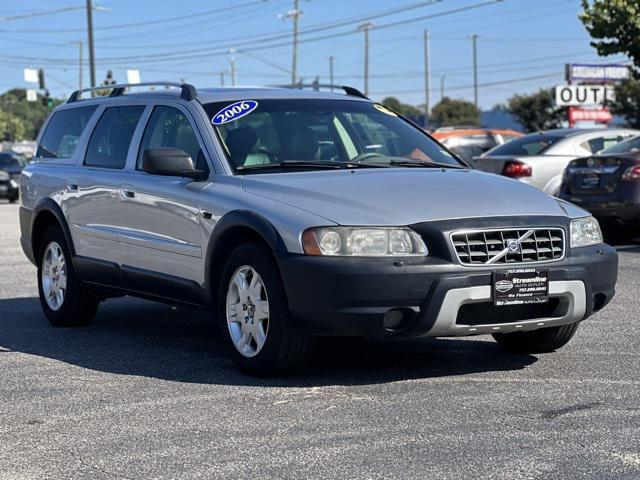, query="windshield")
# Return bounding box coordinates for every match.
[204,99,462,172]
[484,134,563,156]
[0,154,25,169]
[600,135,640,154]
